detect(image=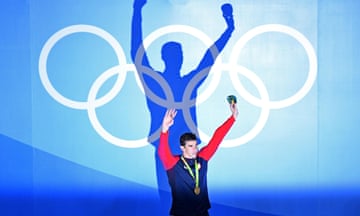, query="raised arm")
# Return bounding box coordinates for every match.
[158,109,179,170]
[198,103,238,161]
[131,0,151,69]
[186,4,235,82]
